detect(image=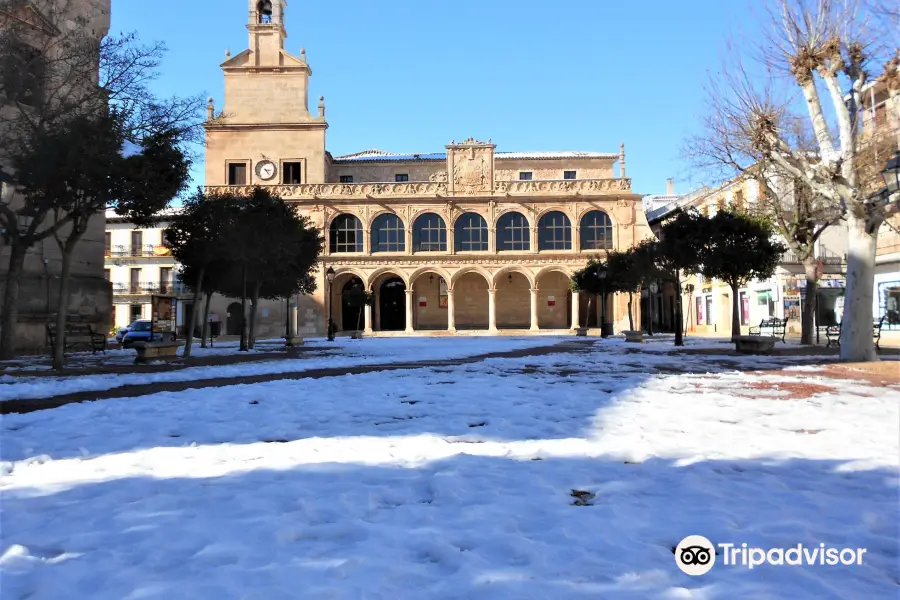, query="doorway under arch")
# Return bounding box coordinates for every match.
[378,277,406,331]
[226,302,242,335]
[341,277,365,332]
